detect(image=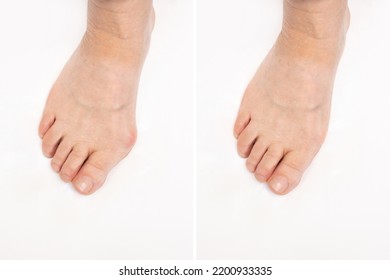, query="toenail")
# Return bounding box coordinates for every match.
[269,176,289,194]
[51,162,60,172]
[60,173,72,182]
[74,176,93,194]
[255,173,267,182]
[238,152,248,158]
[43,152,53,158]
[246,162,255,171]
